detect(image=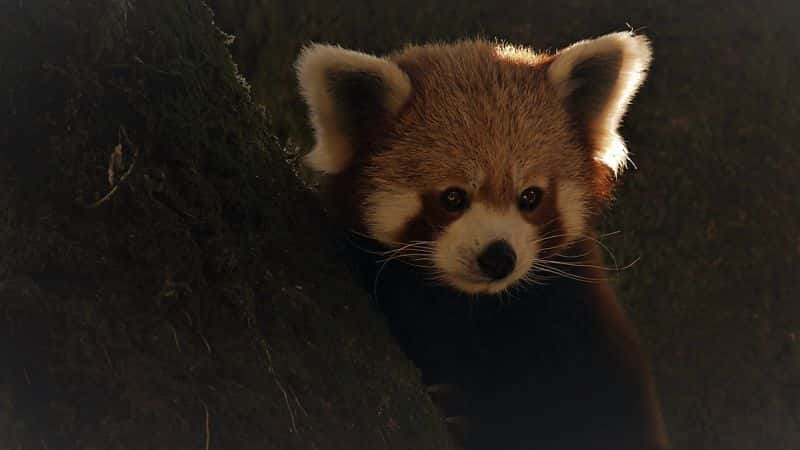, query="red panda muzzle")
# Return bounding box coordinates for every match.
[476,239,517,280]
